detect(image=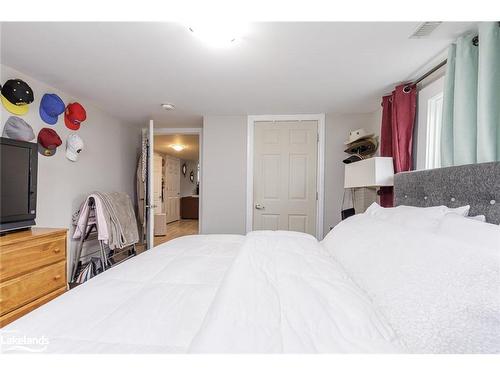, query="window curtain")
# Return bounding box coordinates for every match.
[379,84,417,207]
[441,22,500,166]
